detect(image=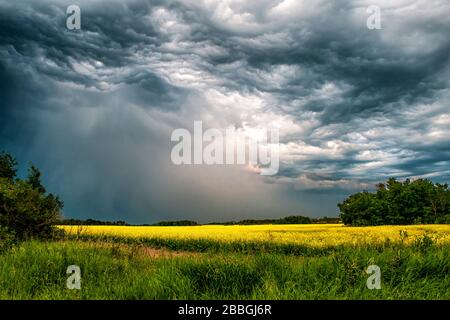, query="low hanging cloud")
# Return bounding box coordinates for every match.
[1,0,449,223]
